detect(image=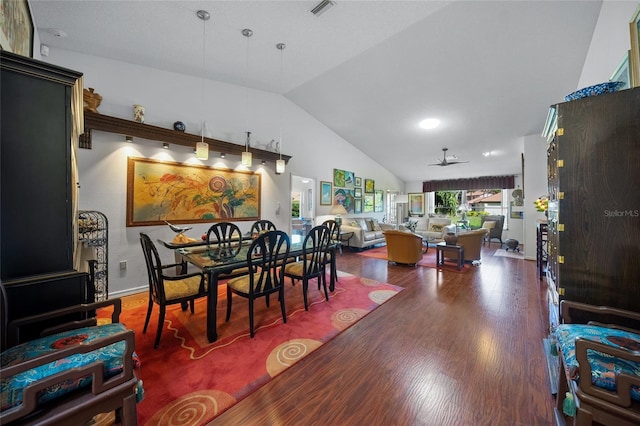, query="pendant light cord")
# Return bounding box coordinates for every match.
[201,15,206,143]
[278,43,284,160]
